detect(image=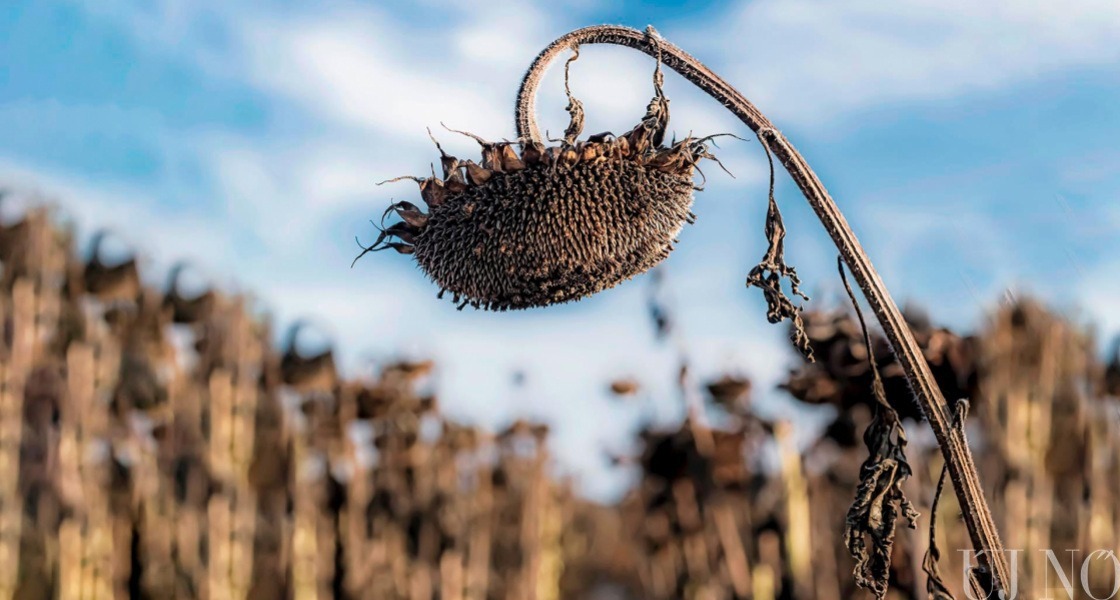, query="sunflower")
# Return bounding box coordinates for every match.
[352,23,1012,594]
[356,46,722,311]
